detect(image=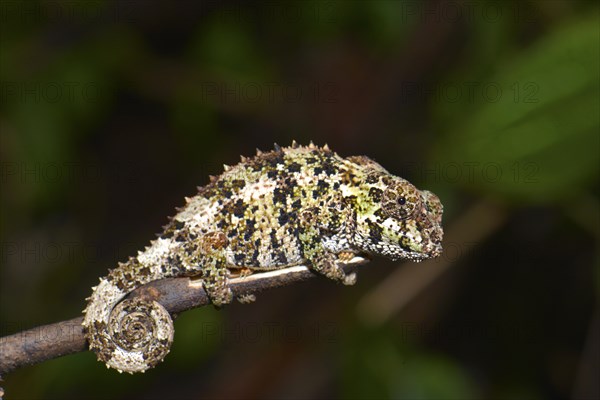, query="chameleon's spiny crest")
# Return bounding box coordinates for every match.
[83,142,443,373]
